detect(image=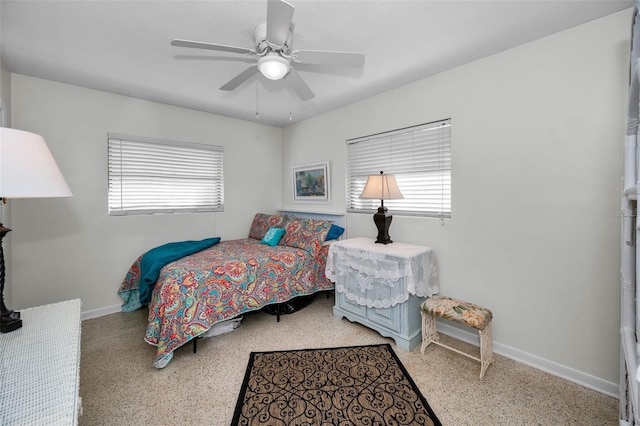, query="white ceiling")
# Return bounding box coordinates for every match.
[0,0,633,127]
